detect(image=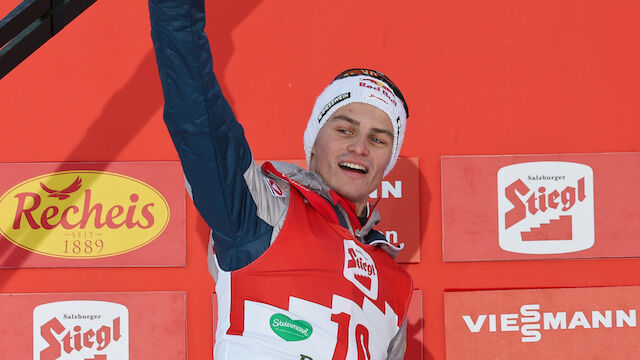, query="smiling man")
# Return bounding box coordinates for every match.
[149,0,413,359]
[310,103,395,216]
